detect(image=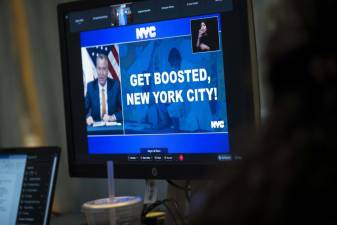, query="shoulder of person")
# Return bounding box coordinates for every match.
[108,78,120,87]
[88,79,98,85]
[87,79,98,88]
